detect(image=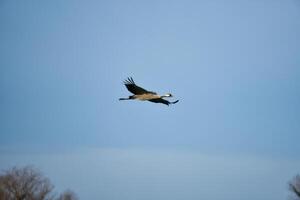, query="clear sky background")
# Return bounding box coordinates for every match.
[1,0,300,199]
